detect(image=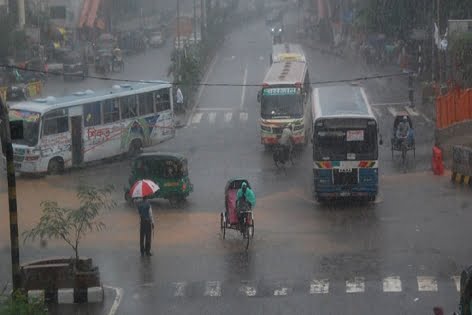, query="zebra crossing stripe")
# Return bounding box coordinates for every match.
[346,277,365,293]
[224,112,233,123]
[452,276,460,292]
[208,112,217,124]
[405,106,420,116]
[310,279,329,294]
[239,282,257,297]
[173,282,187,297]
[240,112,248,122]
[417,276,438,292]
[387,107,397,117]
[274,287,288,296]
[204,281,221,297]
[191,113,203,124]
[383,276,402,292]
